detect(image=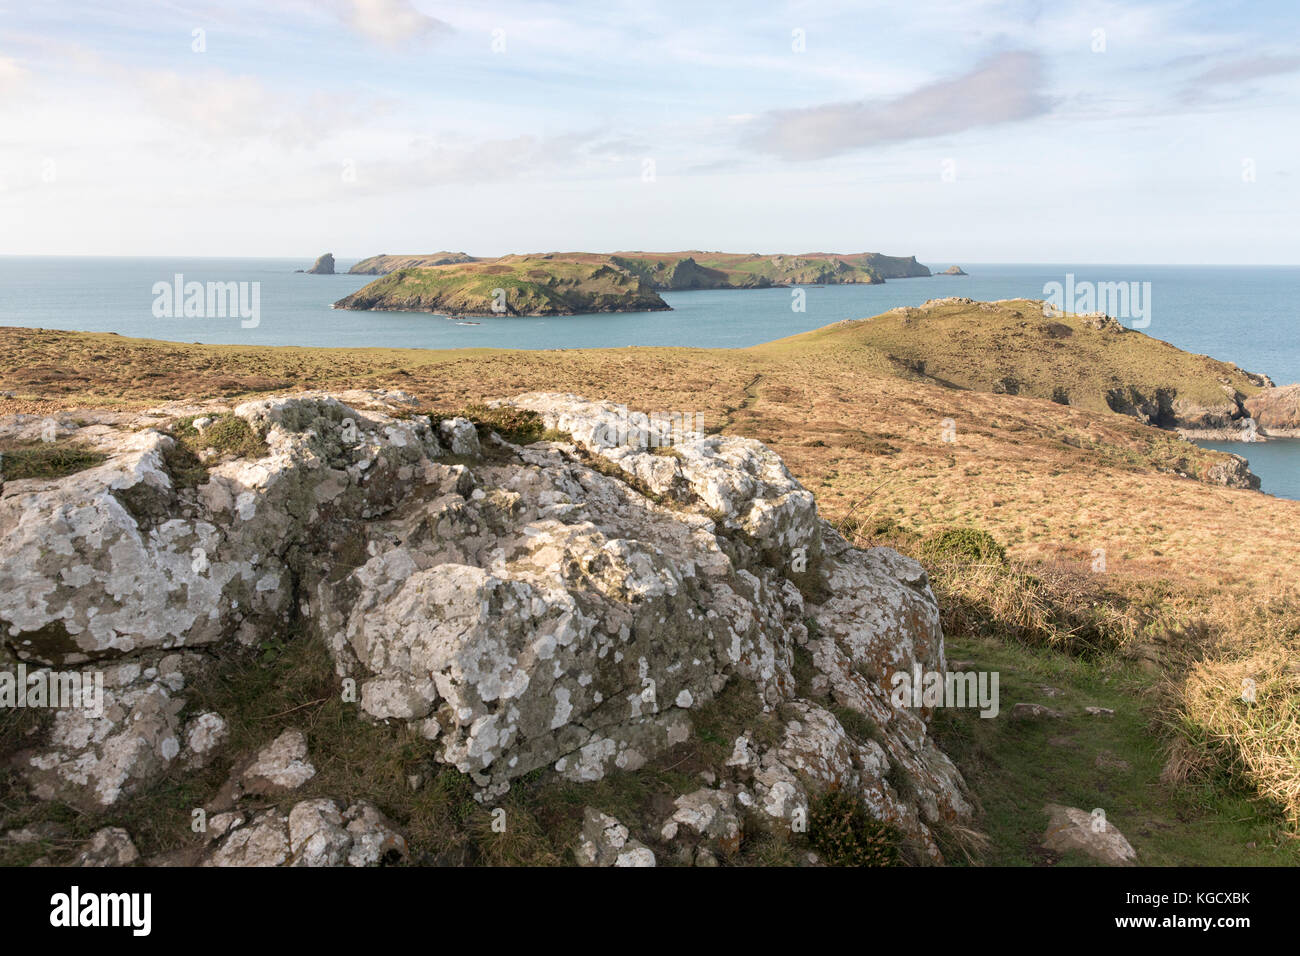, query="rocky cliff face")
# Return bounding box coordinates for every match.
[1244,384,1300,437]
[0,392,971,864]
[306,253,335,275]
